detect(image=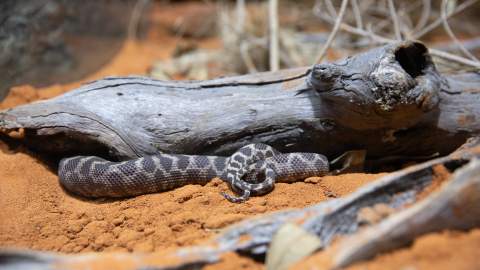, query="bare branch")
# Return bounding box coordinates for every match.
[351,0,363,30]
[412,0,478,39]
[387,0,402,40]
[240,42,258,73]
[429,48,480,69]
[315,8,480,69]
[412,0,431,34]
[314,0,349,63]
[269,0,279,71]
[434,37,480,52]
[441,0,479,62]
[236,0,246,33]
[127,0,150,40]
[324,0,338,17]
